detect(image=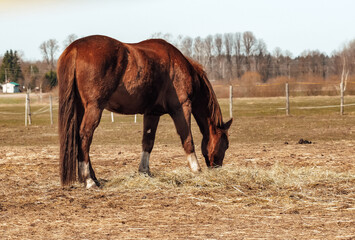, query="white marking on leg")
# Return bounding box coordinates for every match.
[86,178,96,189]
[187,153,201,172]
[147,129,151,134]
[78,161,89,177]
[79,162,97,188]
[139,151,150,173]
